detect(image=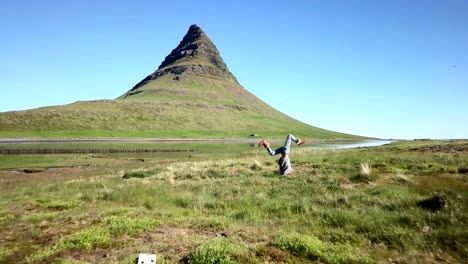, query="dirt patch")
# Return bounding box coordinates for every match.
[0,166,91,189]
